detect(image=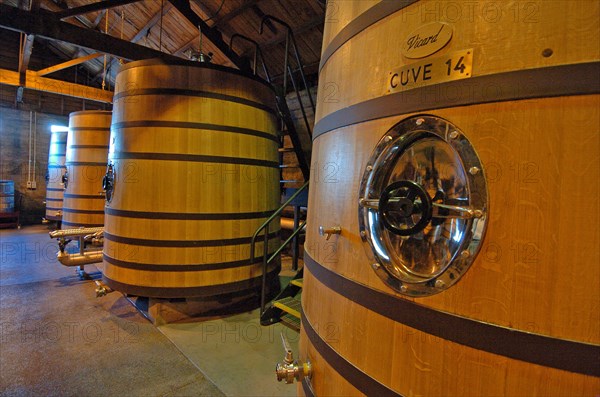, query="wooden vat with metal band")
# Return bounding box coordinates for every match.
[45,130,67,221]
[61,111,111,228]
[299,1,600,396]
[102,59,281,300]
